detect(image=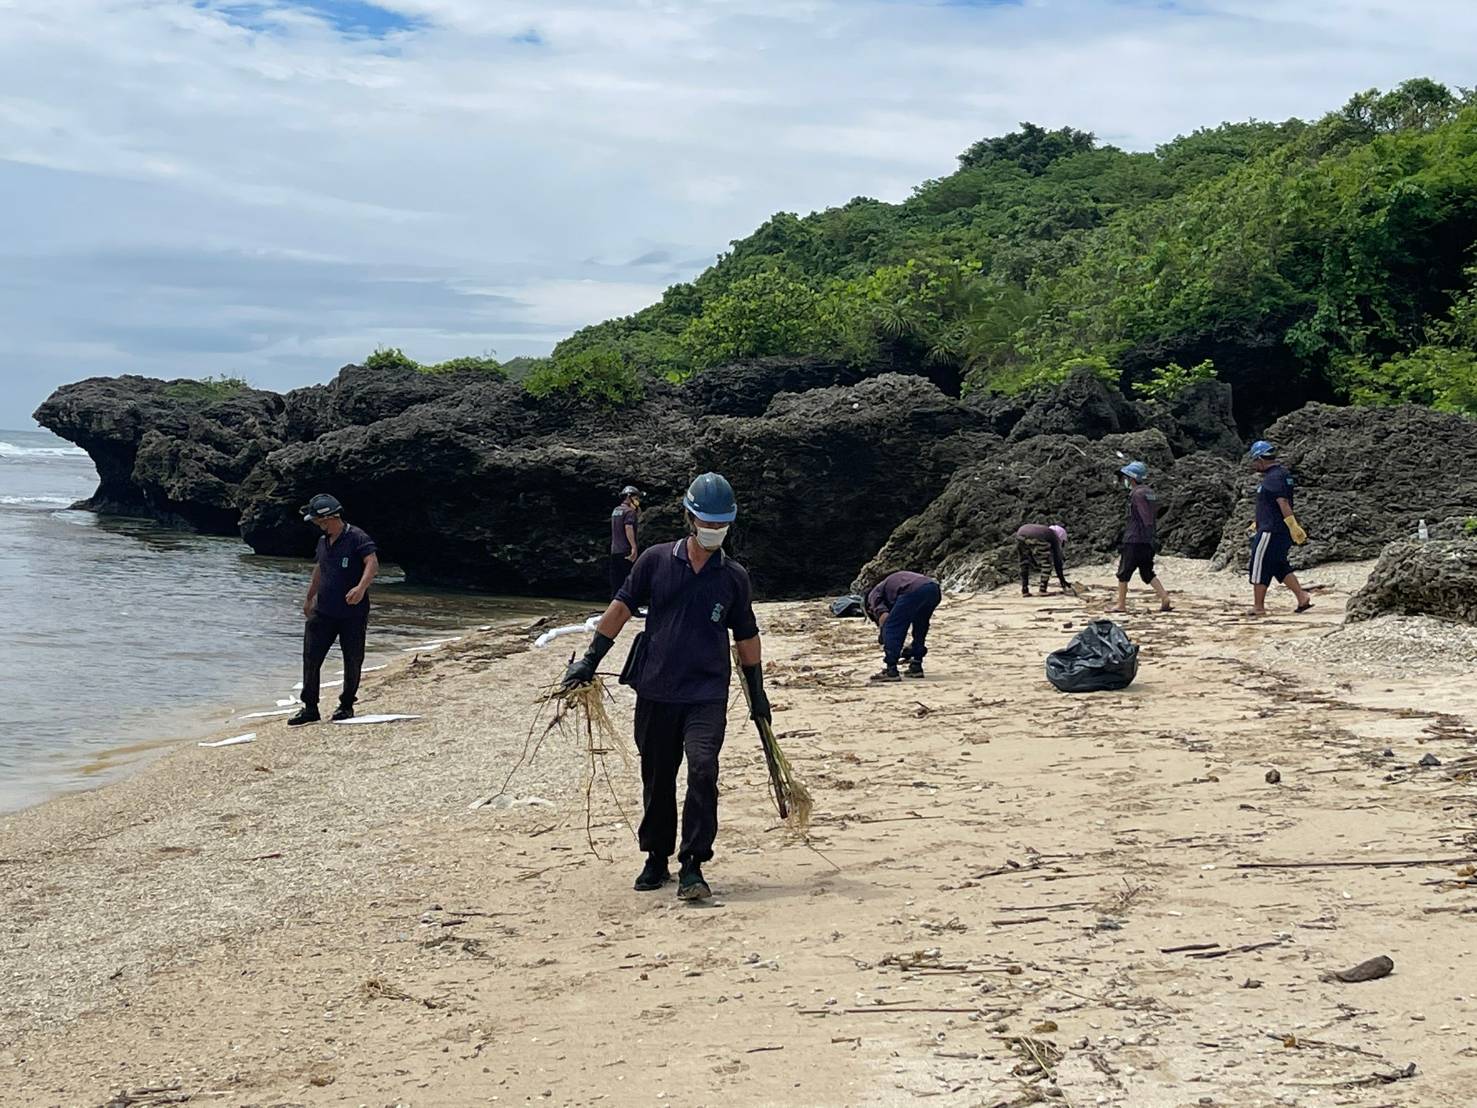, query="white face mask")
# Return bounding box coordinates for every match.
[694,525,729,550]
